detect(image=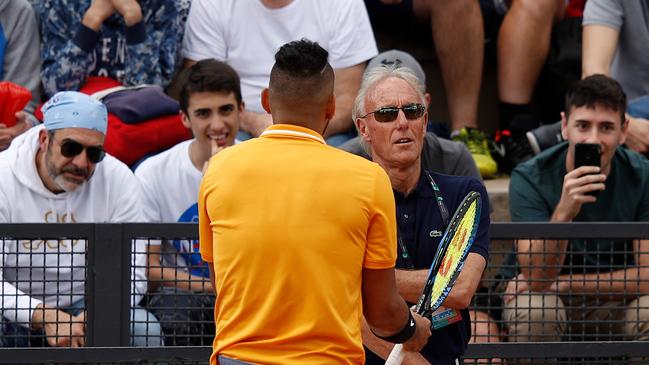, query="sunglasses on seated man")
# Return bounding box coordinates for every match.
[359,103,425,123]
[57,138,106,163]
